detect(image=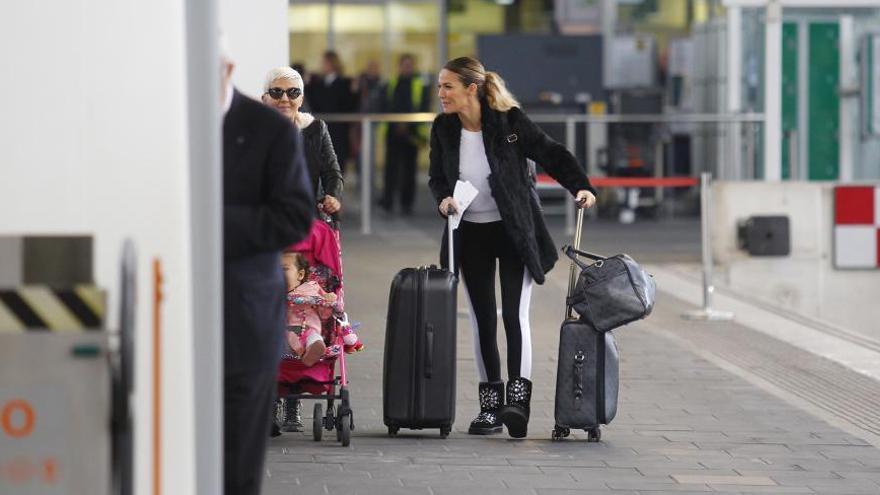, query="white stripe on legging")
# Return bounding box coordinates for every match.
[462,277,489,382]
[518,269,534,380]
